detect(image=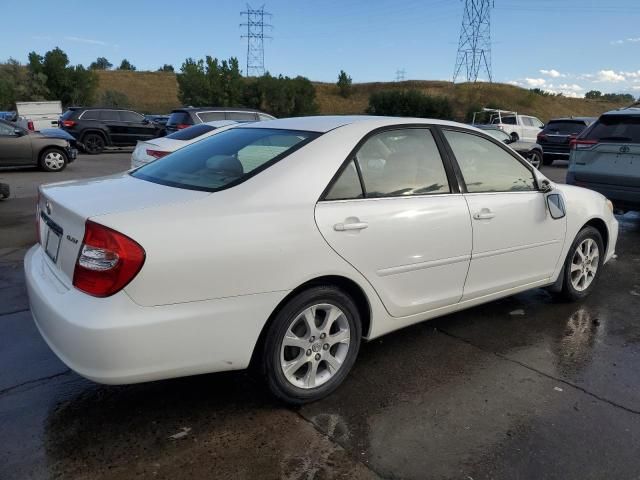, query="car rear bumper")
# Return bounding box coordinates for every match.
[566,173,640,210]
[25,245,287,384]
